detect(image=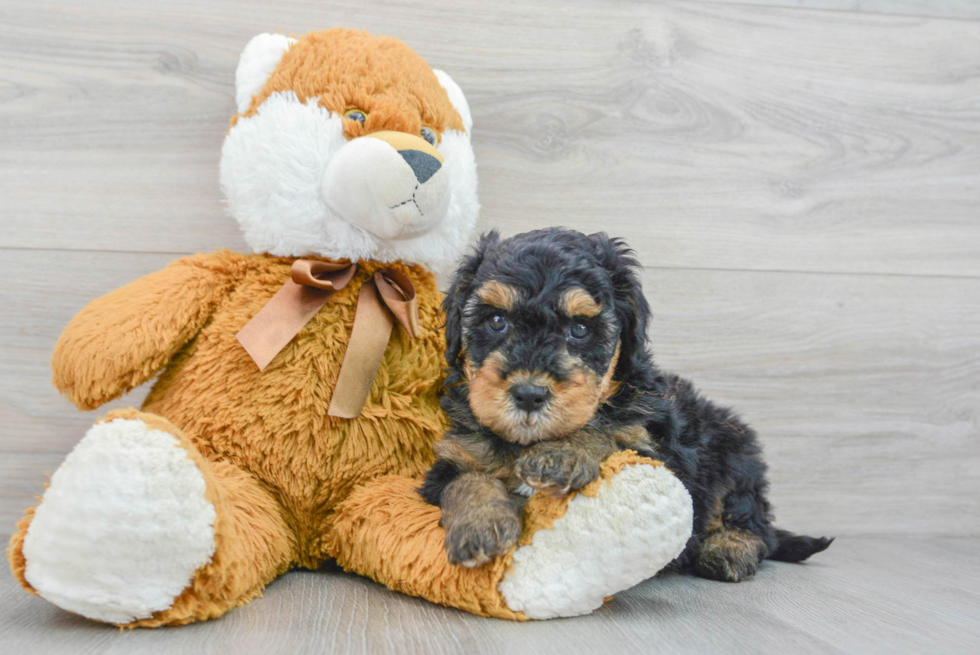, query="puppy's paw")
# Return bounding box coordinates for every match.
[515,443,601,496]
[695,529,767,582]
[444,506,522,568]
